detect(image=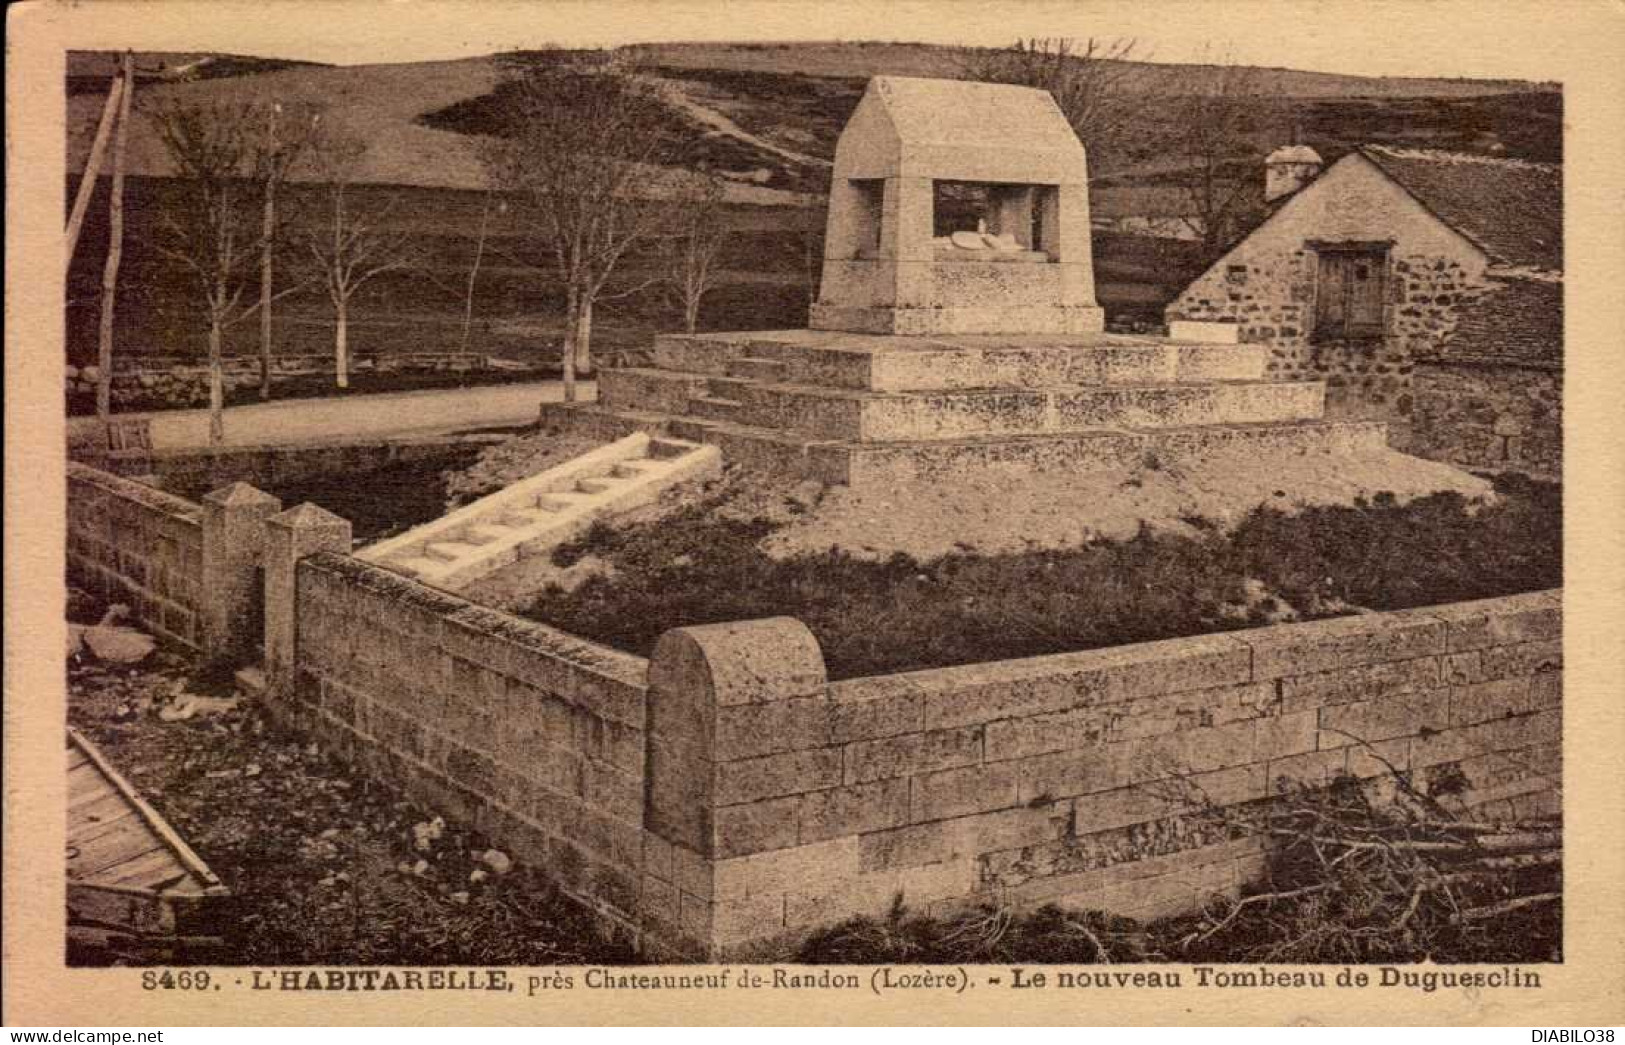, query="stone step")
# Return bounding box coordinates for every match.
[644,330,1266,392]
[727,356,788,382]
[649,436,703,460]
[576,475,629,495]
[393,555,452,577]
[539,491,592,511]
[465,522,518,544]
[717,380,1324,442]
[424,540,483,563]
[689,395,746,424]
[707,376,755,399]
